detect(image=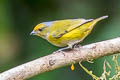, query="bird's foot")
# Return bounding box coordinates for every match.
[73,44,82,49]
